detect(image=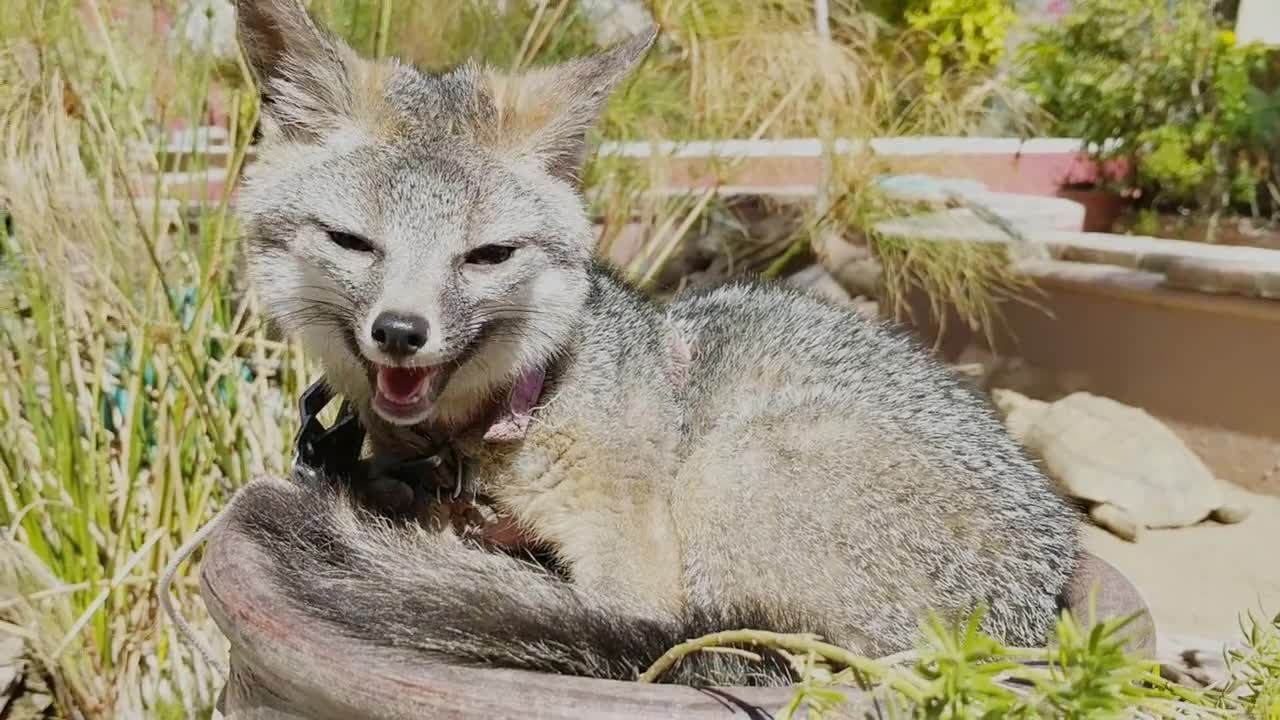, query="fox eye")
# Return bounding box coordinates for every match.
[326,229,374,253]
[464,244,515,266]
